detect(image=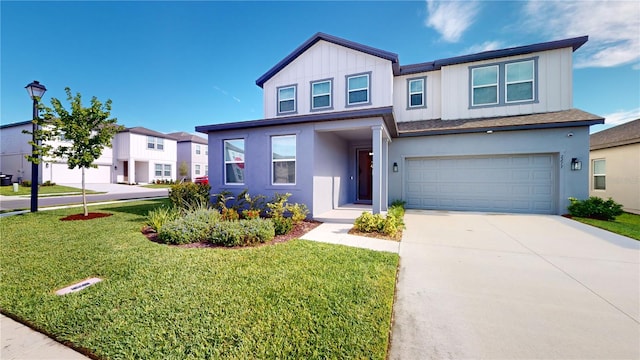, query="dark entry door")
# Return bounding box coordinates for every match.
[357,149,372,202]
